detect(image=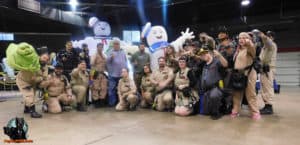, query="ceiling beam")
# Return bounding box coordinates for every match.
[41,2,131,8]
